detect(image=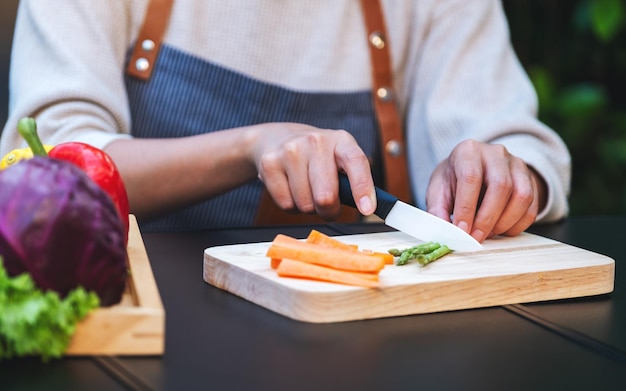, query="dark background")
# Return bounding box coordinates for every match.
[0,0,19,129]
[1,1,624,217]
[504,0,626,217]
